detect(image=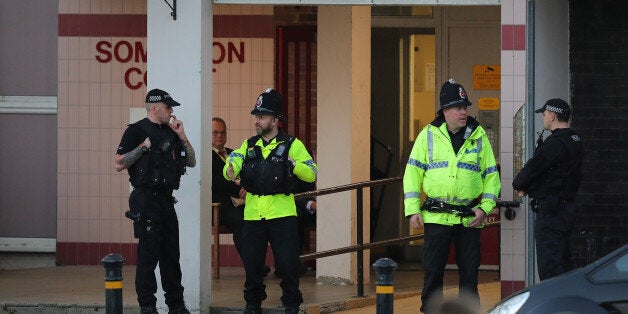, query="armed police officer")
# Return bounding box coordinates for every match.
[403,80,501,313]
[114,88,196,314]
[513,98,582,281]
[224,88,318,314]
